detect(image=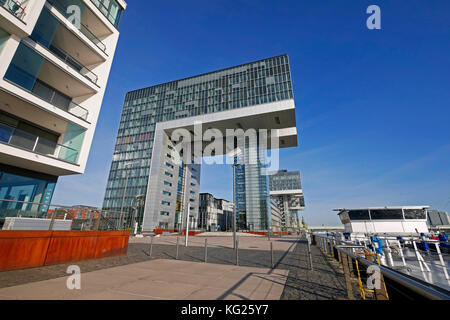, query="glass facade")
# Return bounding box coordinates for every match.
[0,164,57,225]
[104,55,294,229]
[90,0,123,27]
[269,170,302,191]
